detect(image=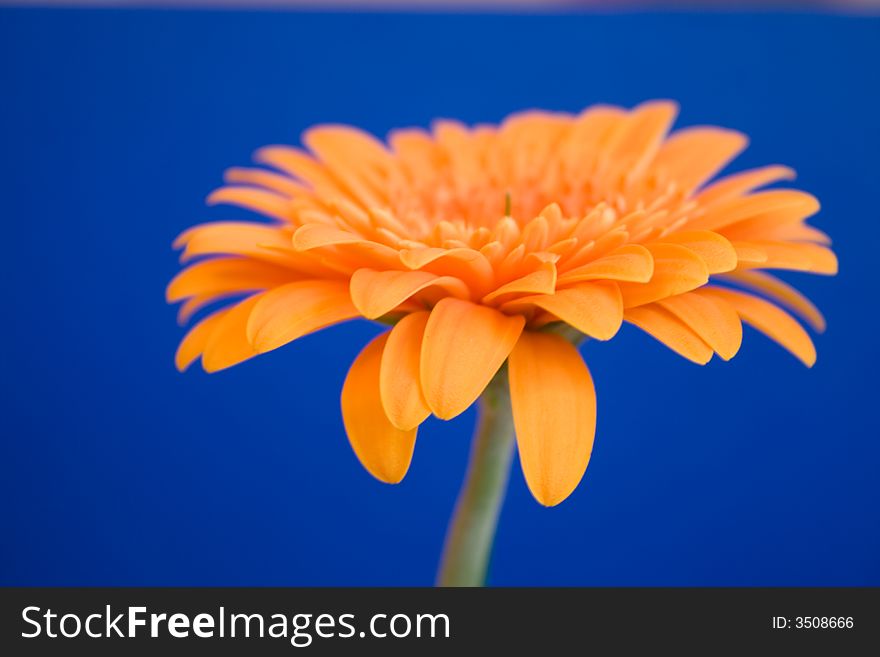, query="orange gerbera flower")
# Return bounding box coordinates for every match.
[167,101,836,507]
